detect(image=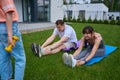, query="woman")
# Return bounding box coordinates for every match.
[63,26,105,68]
